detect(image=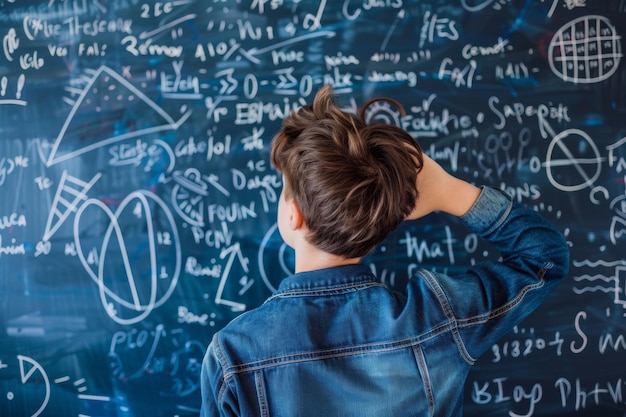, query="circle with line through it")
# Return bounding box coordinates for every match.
[545,129,601,192]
